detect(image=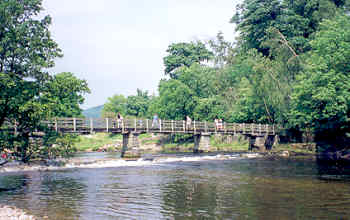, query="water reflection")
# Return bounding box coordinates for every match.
[0,174,28,192]
[0,171,87,219]
[38,172,87,219]
[316,156,350,180]
[160,162,257,219]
